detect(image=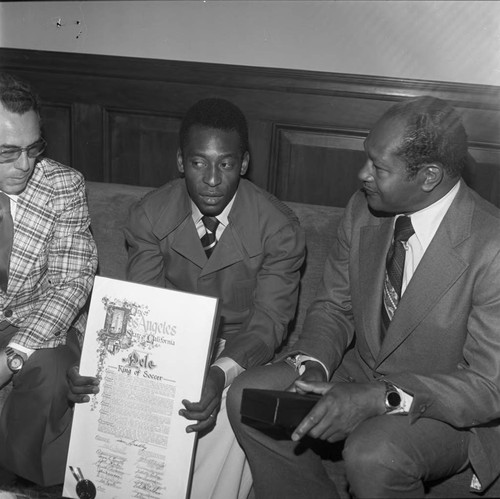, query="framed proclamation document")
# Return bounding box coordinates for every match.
[63,276,219,499]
